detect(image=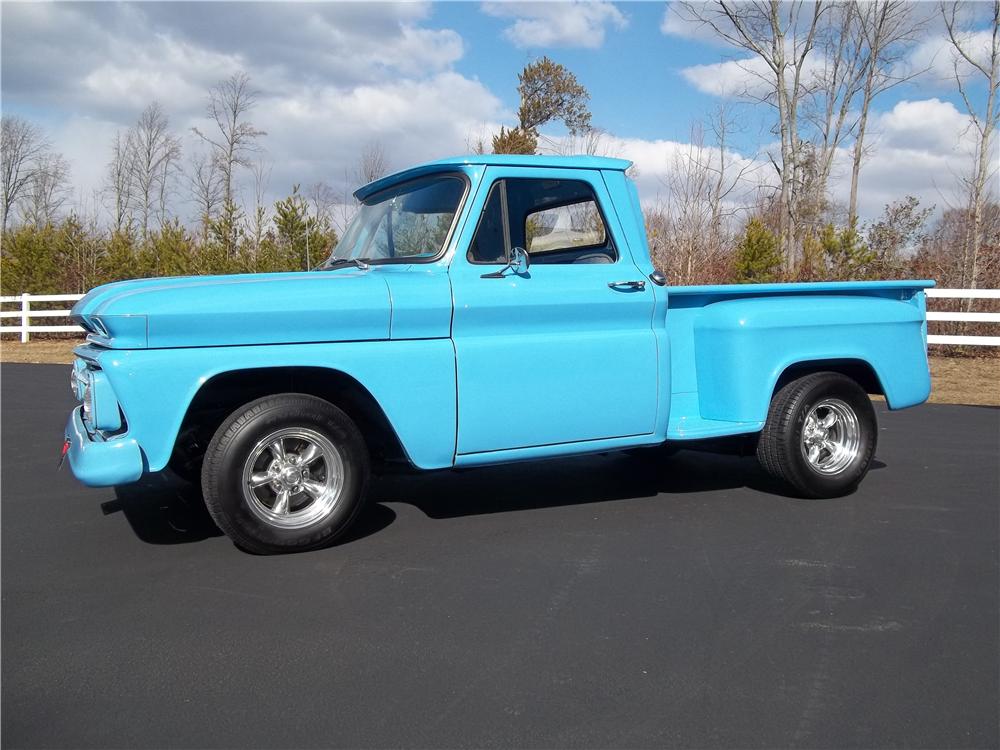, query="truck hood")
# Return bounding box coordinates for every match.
[71,271,391,349]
